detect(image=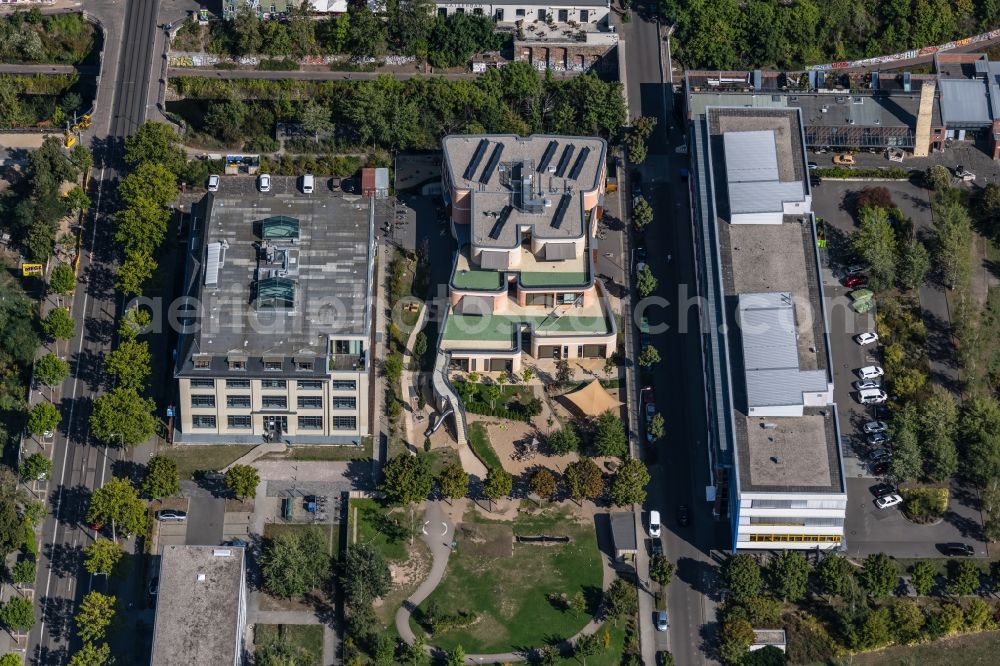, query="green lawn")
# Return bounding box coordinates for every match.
[262,522,338,557]
[468,421,501,469]
[254,624,324,666]
[520,271,589,287]
[349,498,417,562]
[156,444,255,480]
[411,505,603,653]
[846,630,1000,665]
[554,620,632,665]
[452,267,503,291]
